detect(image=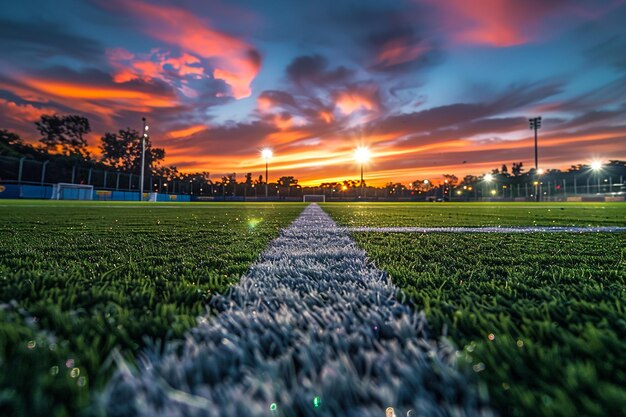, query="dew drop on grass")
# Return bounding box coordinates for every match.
[473,362,486,372]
